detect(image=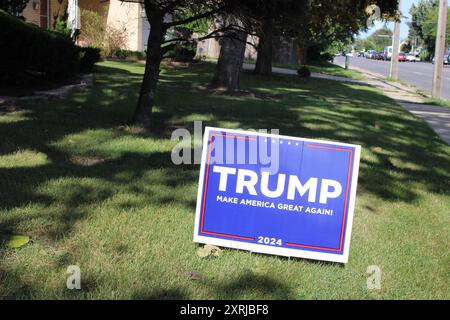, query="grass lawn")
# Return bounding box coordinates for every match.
[0,60,449,299]
[423,97,450,109]
[274,62,366,80]
[244,59,366,80]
